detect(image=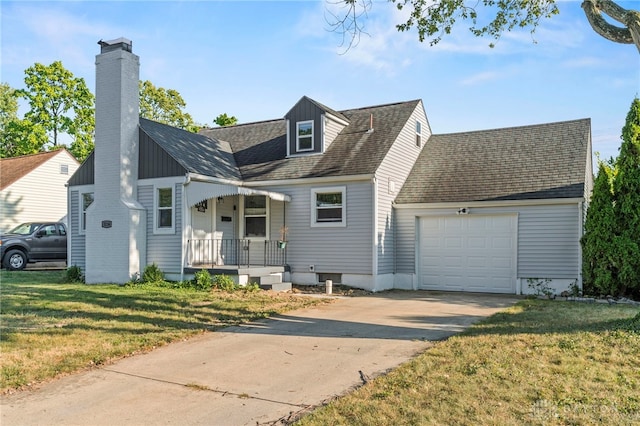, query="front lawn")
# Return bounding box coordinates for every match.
[0,270,330,394]
[297,299,640,425]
